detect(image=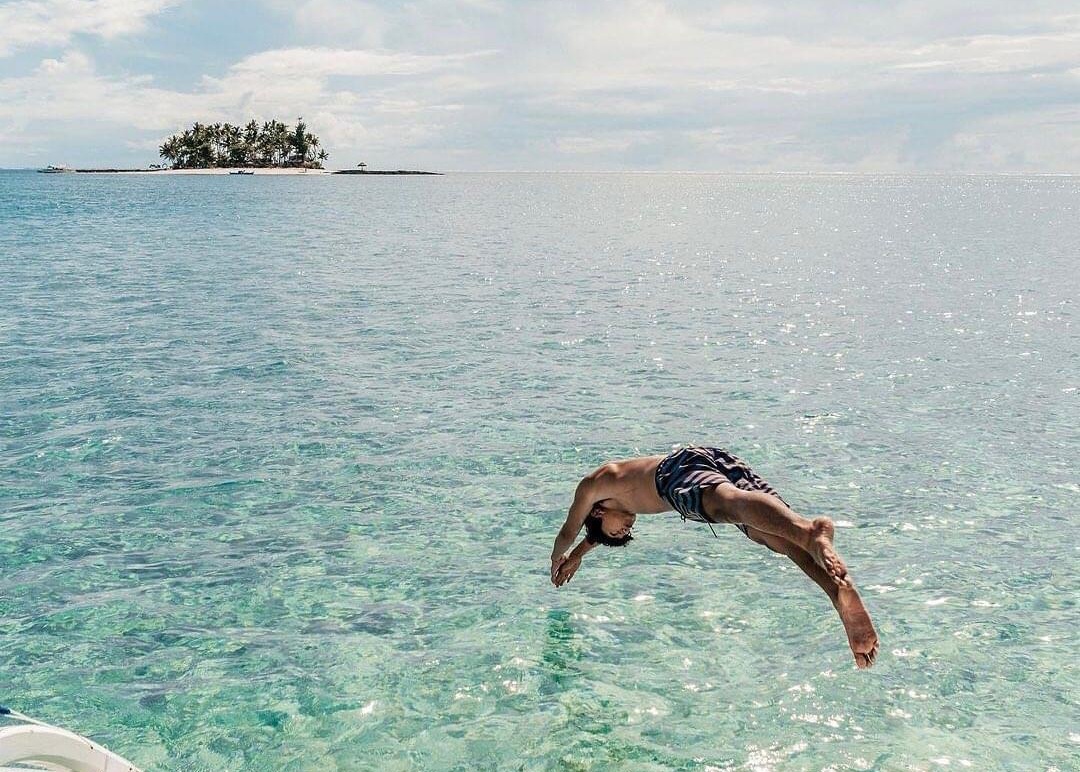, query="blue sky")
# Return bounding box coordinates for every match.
[1,0,1079,170]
